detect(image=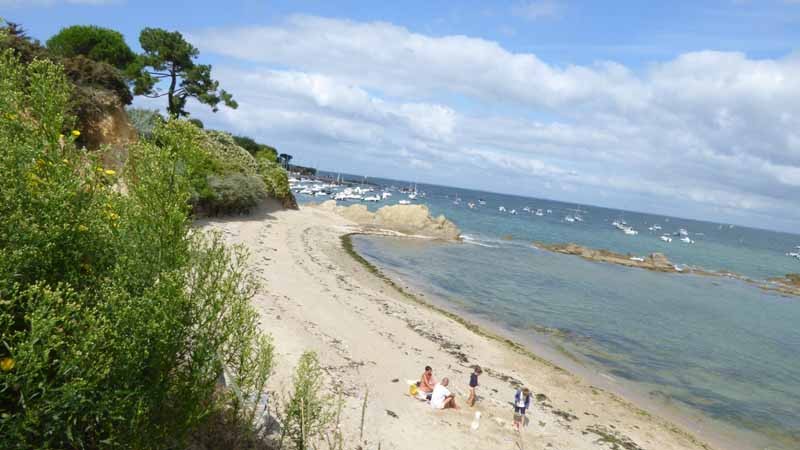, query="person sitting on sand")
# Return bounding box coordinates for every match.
[513,387,532,431]
[430,378,457,410]
[418,365,435,400]
[467,365,482,407]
